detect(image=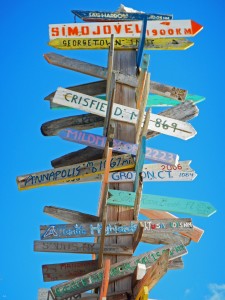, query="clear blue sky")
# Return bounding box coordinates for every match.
[1,1,225,299]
